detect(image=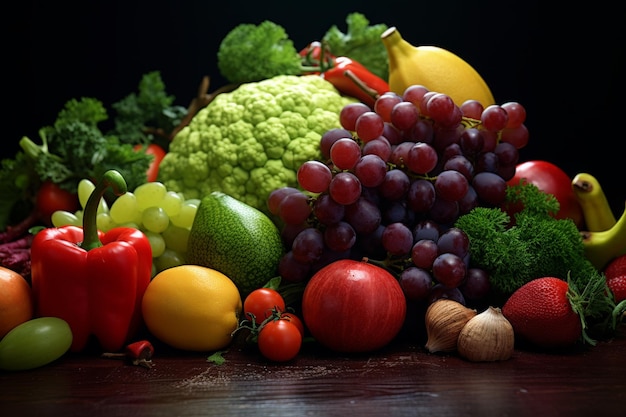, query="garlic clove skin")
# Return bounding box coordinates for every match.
[424,299,477,353]
[457,306,515,362]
